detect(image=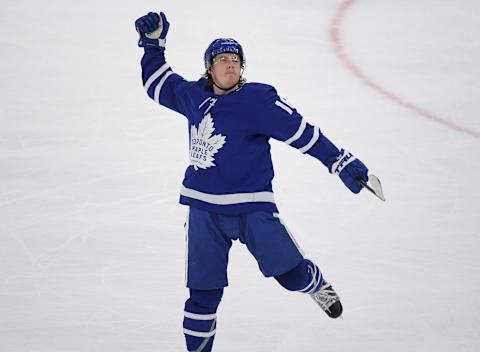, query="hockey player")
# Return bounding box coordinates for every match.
[135,11,369,352]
